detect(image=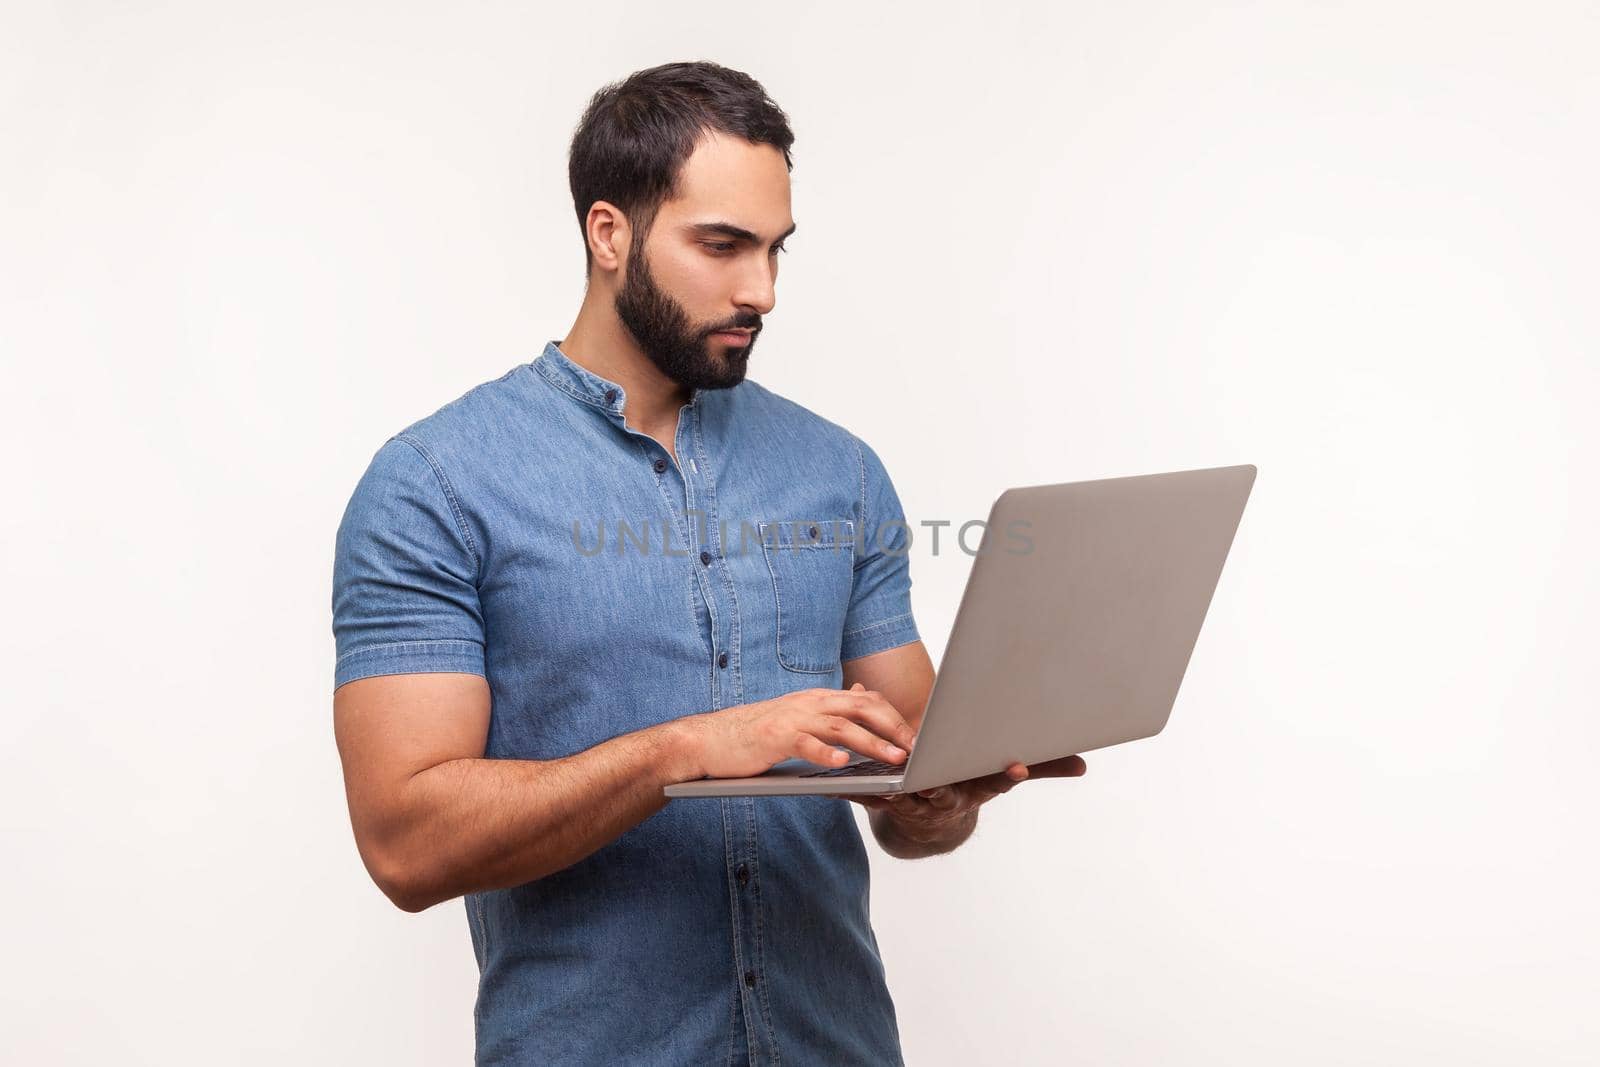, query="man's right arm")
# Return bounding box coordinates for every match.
[333,672,917,913]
